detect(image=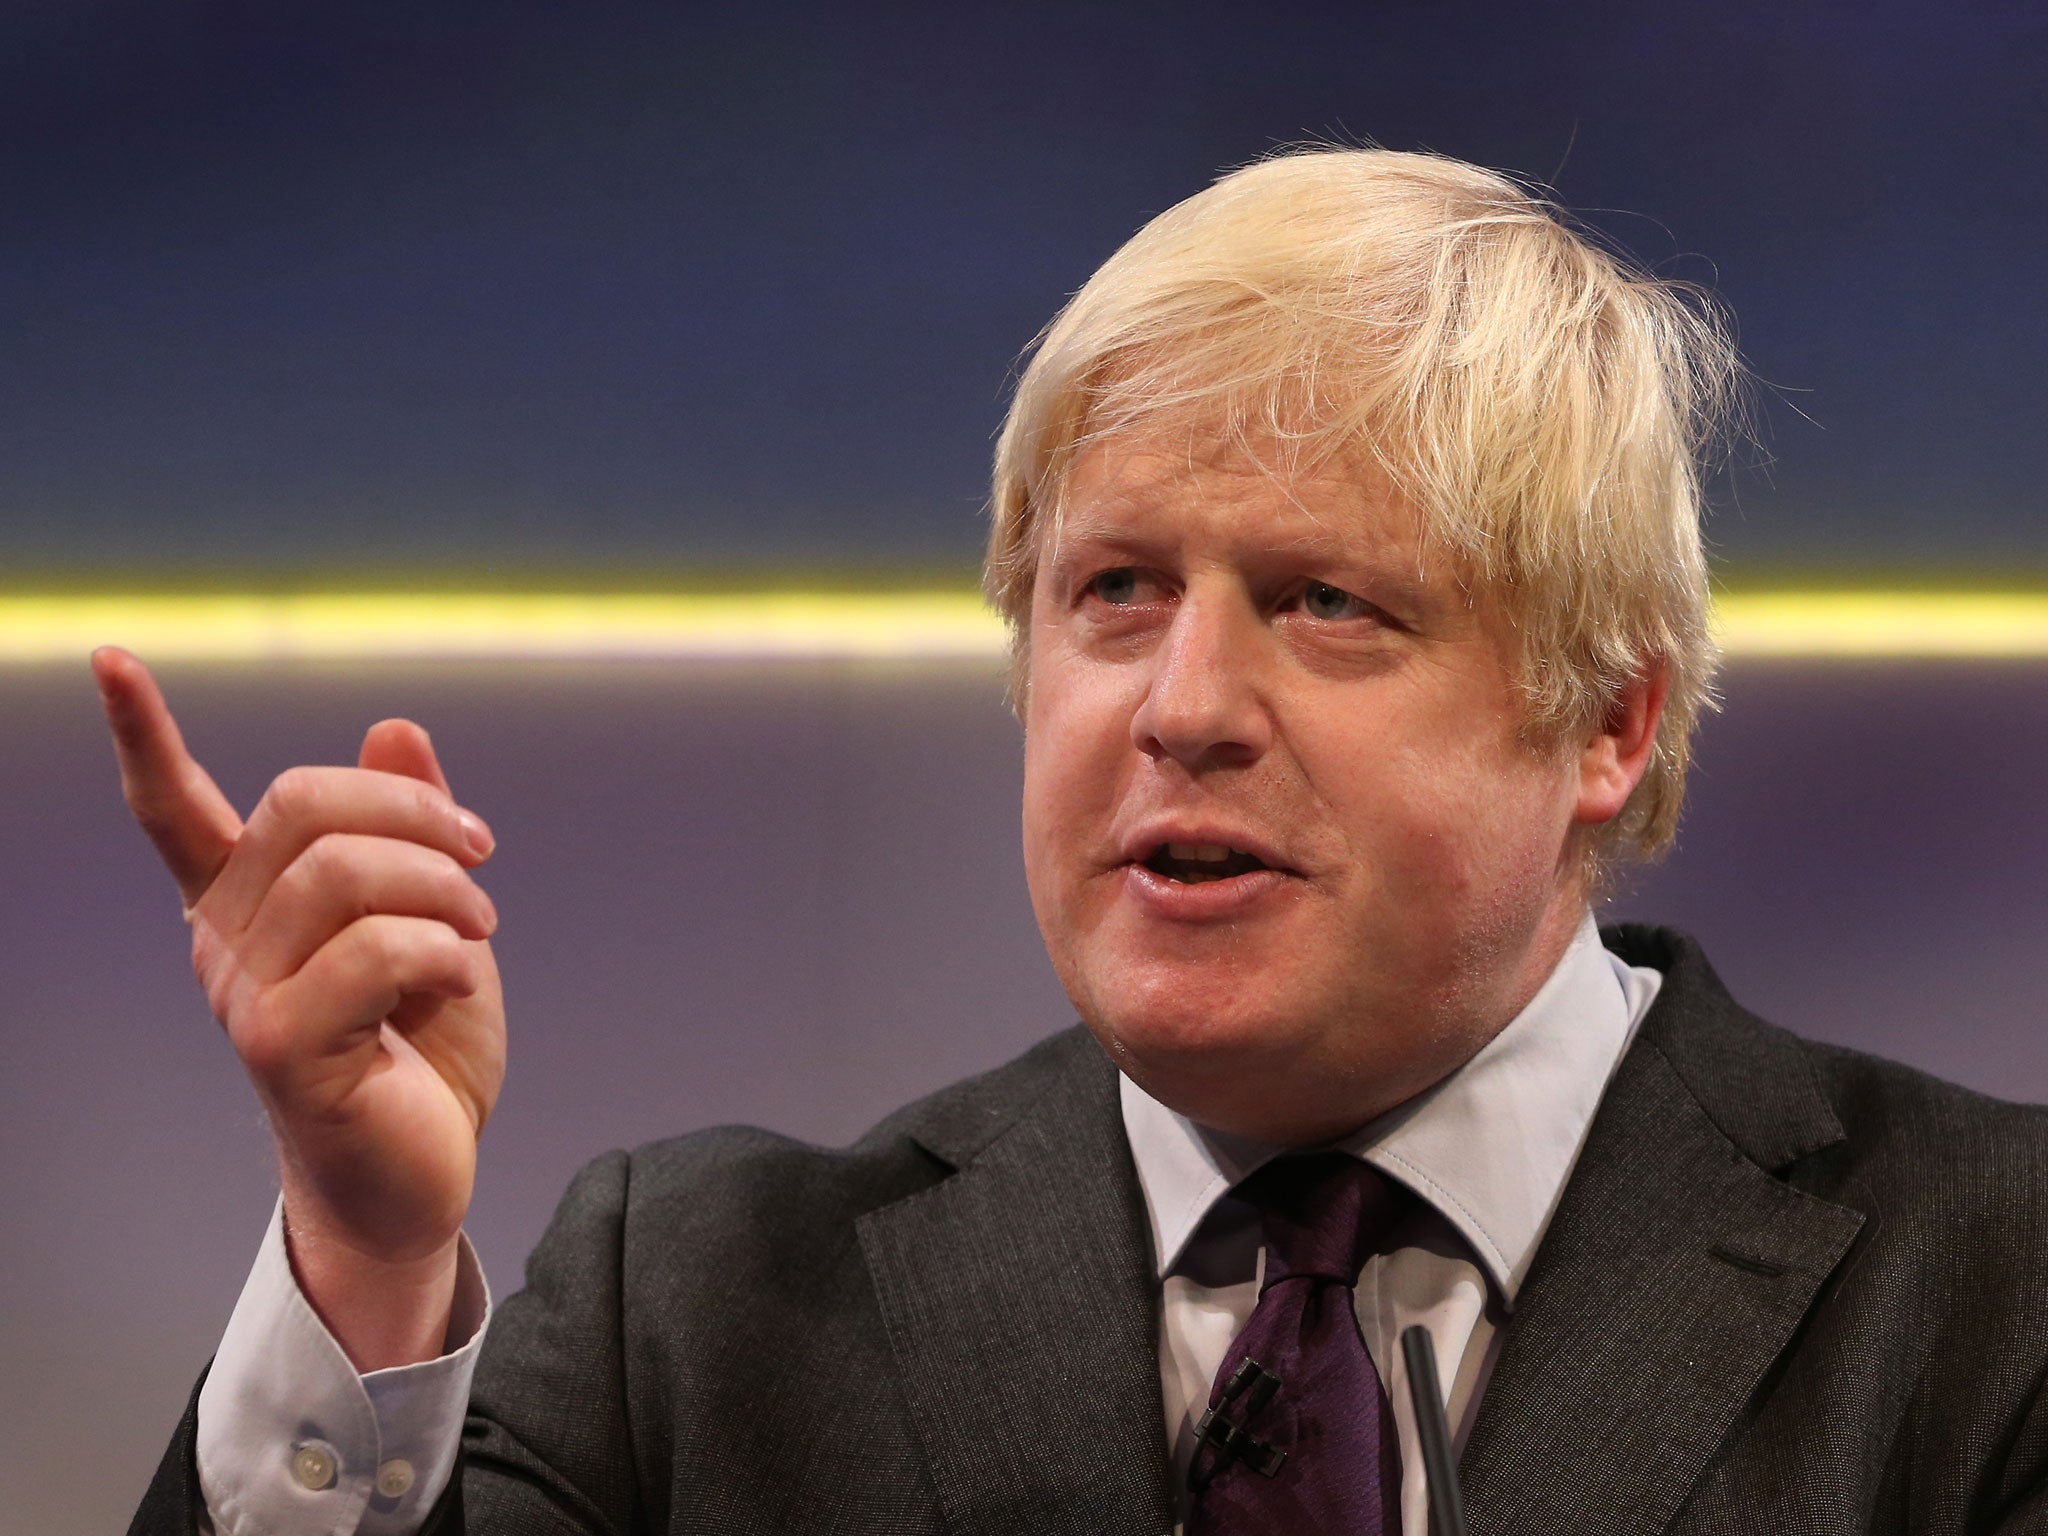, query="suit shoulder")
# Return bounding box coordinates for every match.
[1614,924,2048,1167]
[1802,1034,2048,1182]
[1613,925,2048,1252]
[610,1024,1098,1237]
